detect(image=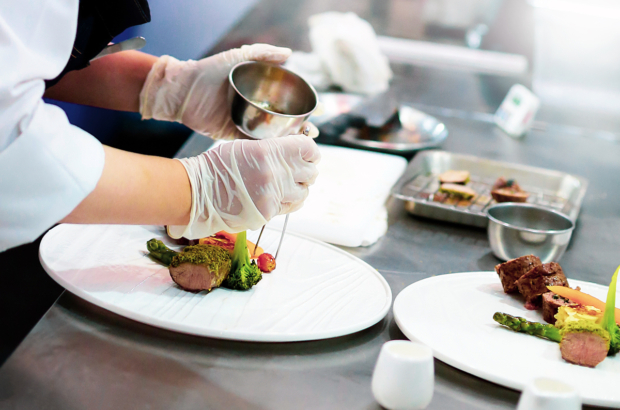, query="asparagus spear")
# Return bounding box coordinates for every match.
[146,239,178,266]
[493,312,561,342]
